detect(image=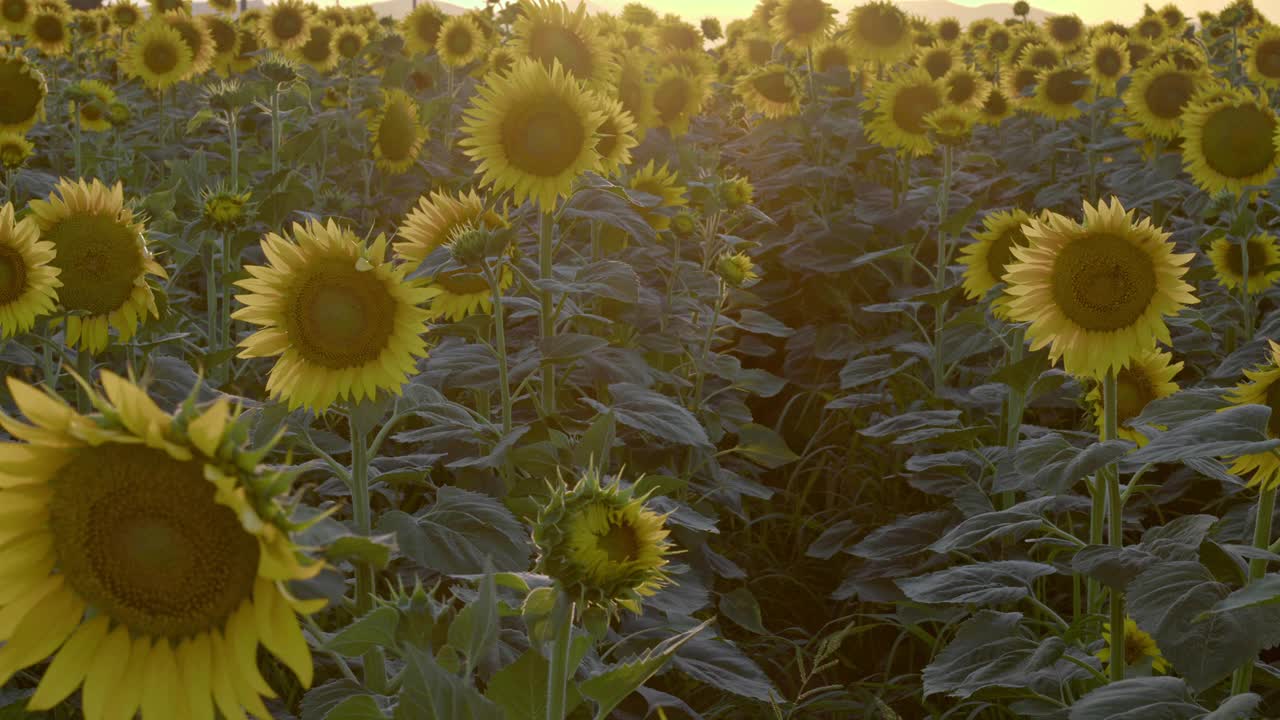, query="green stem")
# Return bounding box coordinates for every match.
[1102,369,1124,682]
[692,283,726,413]
[72,101,83,179]
[270,86,281,175]
[490,263,512,436]
[220,231,234,383]
[205,238,218,360]
[932,145,953,394]
[228,109,240,191]
[1001,326,1026,510]
[1240,197,1255,340]
[538,211,556,415]
[545,589,575,720]
[348,407,386,691]
[1232,487,1276,694]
